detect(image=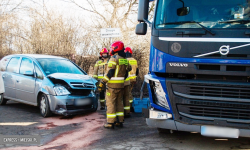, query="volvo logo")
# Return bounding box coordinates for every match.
[82,83,85,87]
[169,63,188,67]
[219,45,230,55]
